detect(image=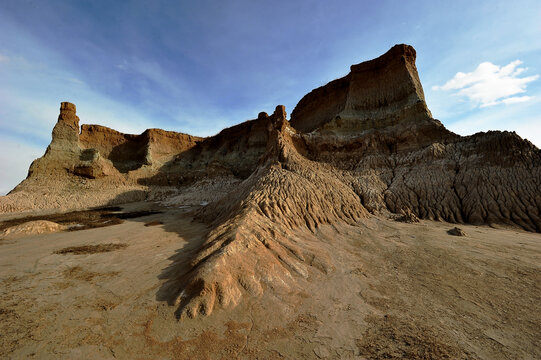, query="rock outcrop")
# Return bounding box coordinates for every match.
[78,125,200,174]
[27,102,202,181]
[1,44,540,318]
[290,44,432,133]
[287,44,540,233]
[27,102,81,176]
[175,106,367,318]
[448,227,466,236]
